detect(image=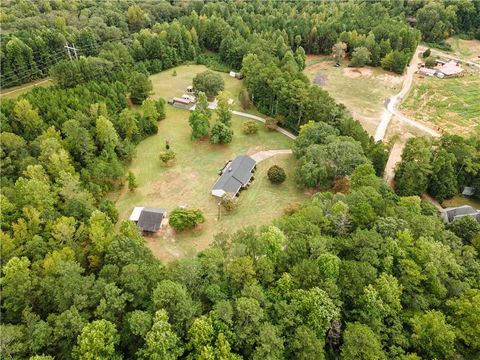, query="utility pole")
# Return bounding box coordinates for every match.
[64,43,78,60]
